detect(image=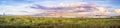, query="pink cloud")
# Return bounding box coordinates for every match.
[30,2,114,16]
